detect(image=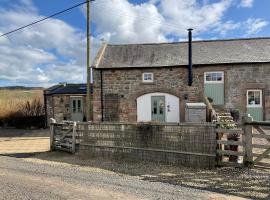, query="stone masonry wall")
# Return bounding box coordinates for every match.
[226,64,270,120]
[46,94,87,123]
[93,64,270,122]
